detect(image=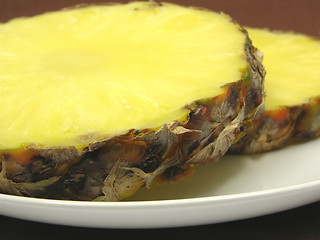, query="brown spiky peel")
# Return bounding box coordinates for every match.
[231,97,320,154]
